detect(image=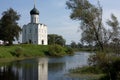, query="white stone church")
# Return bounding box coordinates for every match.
[22,5,48,45]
